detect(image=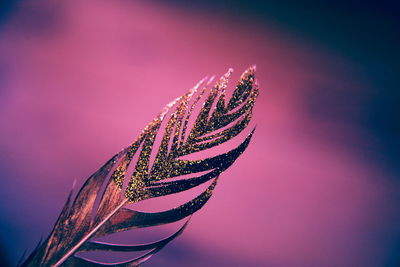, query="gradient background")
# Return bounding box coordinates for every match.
[0,1,399,266]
